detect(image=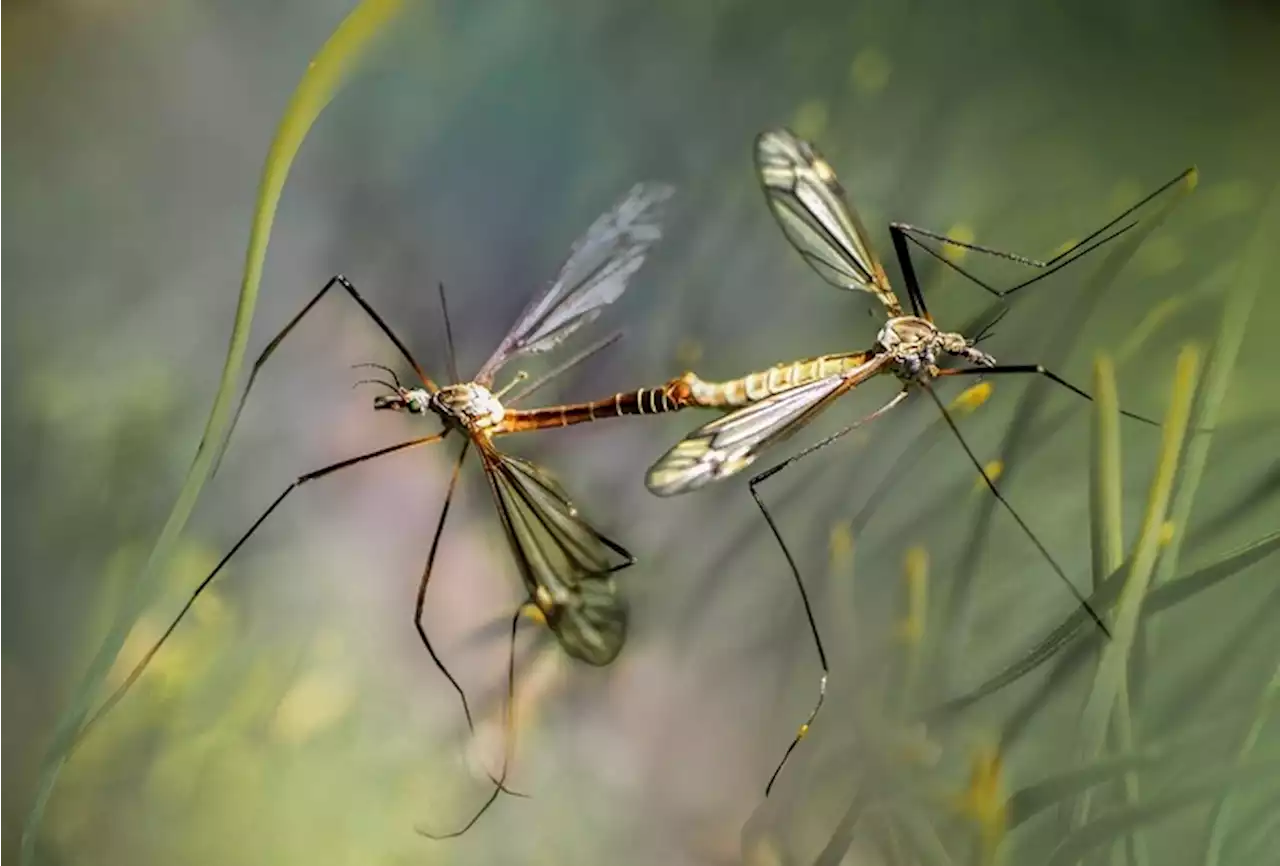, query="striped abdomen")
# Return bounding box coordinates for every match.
[679,351,874,408]
[495,378,697,434]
